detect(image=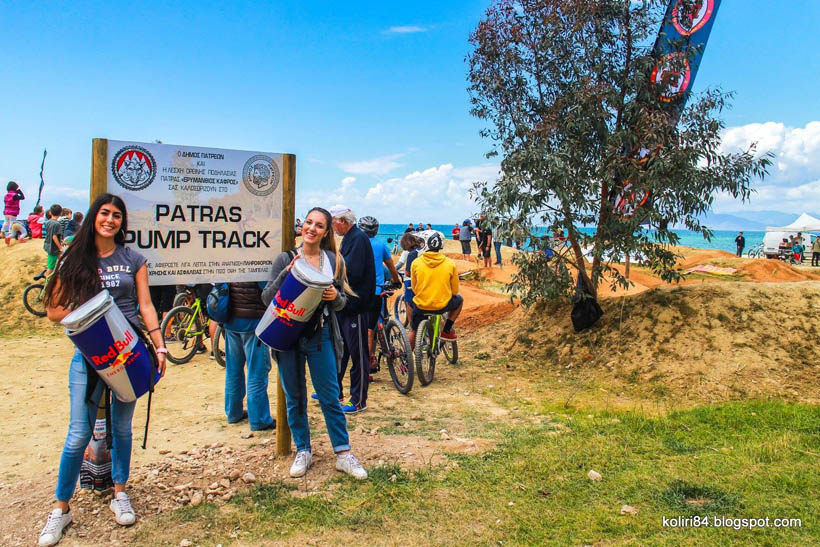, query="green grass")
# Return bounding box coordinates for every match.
[138,400,819,545]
